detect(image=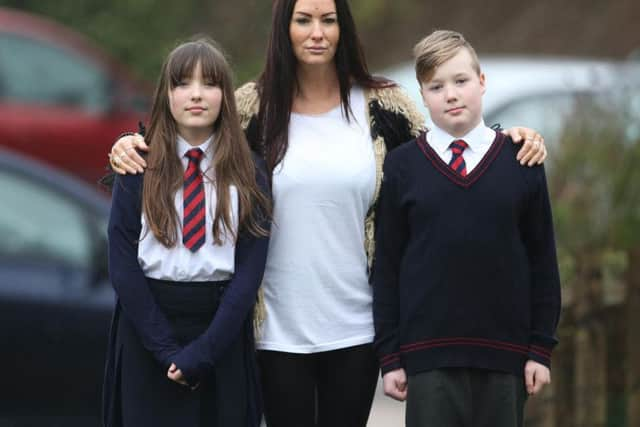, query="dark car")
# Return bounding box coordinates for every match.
[0,148,113,426]
[0,7,150,185]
